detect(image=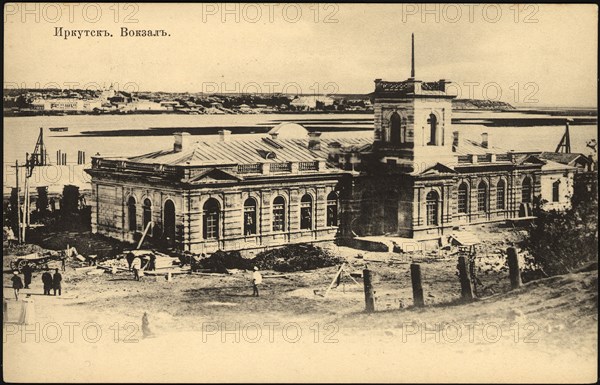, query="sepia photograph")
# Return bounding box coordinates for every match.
[3,2,598,383]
